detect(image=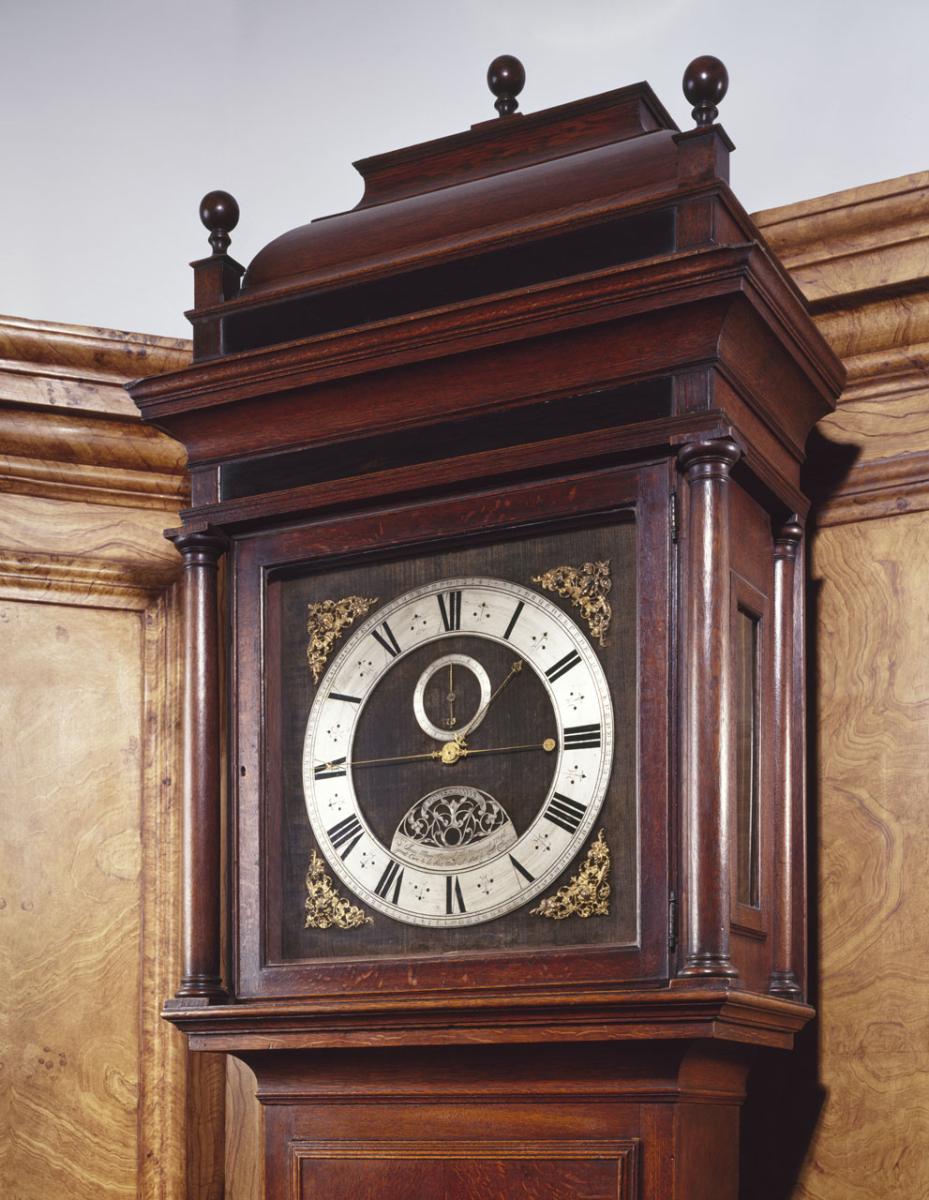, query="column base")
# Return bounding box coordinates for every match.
[768,970,802,1001]
[678,953,740,979]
